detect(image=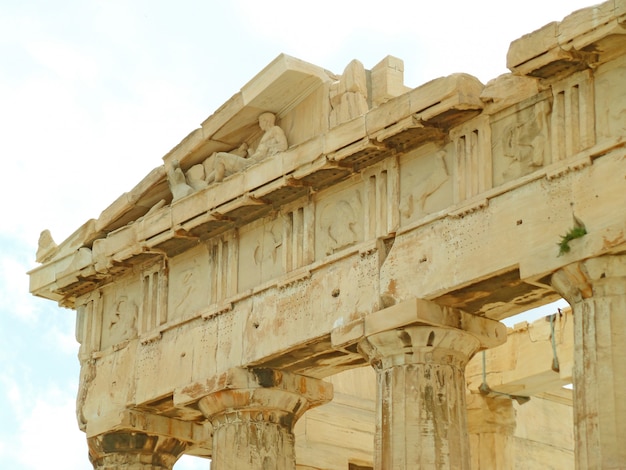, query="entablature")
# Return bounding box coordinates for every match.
[29,0,626,315]
[30,69,484,306]
[507,0,626,78]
